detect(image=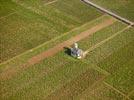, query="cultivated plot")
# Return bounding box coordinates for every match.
[0,0,134,100]
[0,50,107,100]
[0,0,102,63]
[90,0,134,22]
[78,82,128,100]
